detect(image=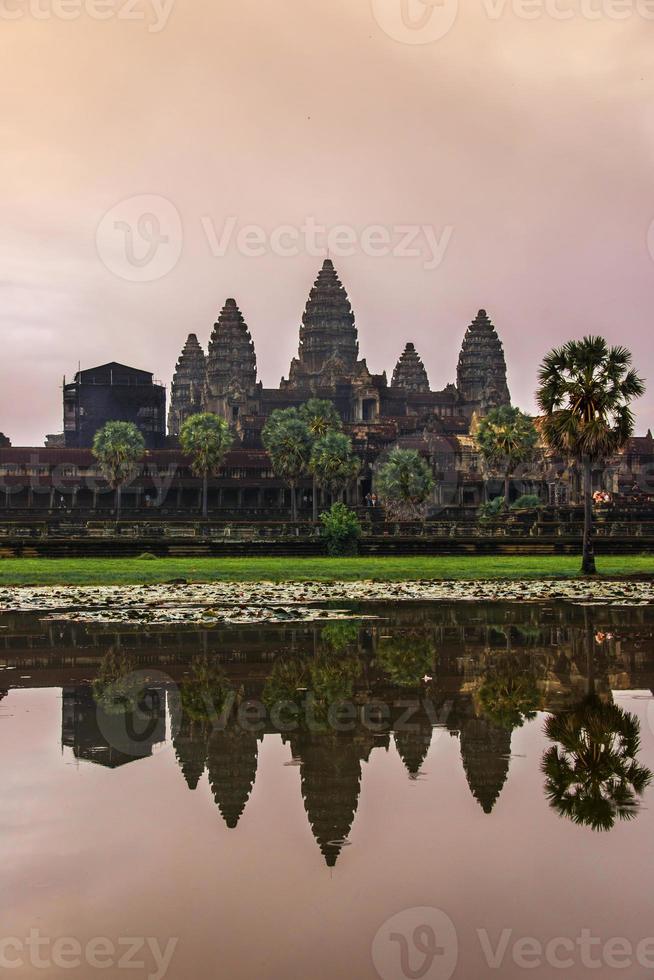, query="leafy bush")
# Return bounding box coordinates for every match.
[375,632,435,688]
[510,494,542,511]
[320,503,362,556]
[478,497,504,519]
